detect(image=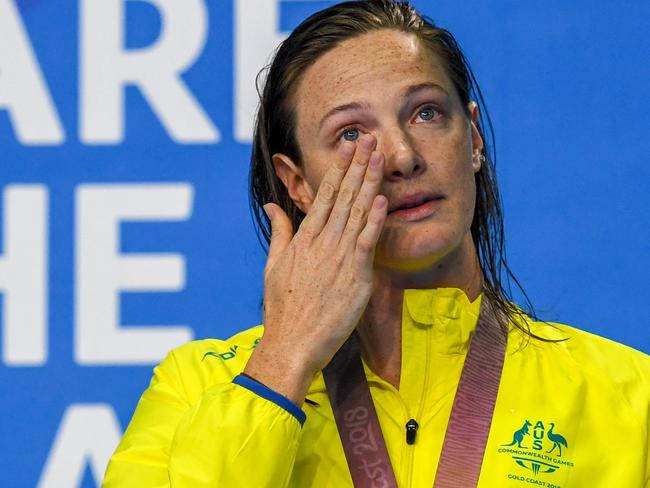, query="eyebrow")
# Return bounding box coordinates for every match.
[404,82,448,99]
[318,102,371,131]
[317,82,449,131]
